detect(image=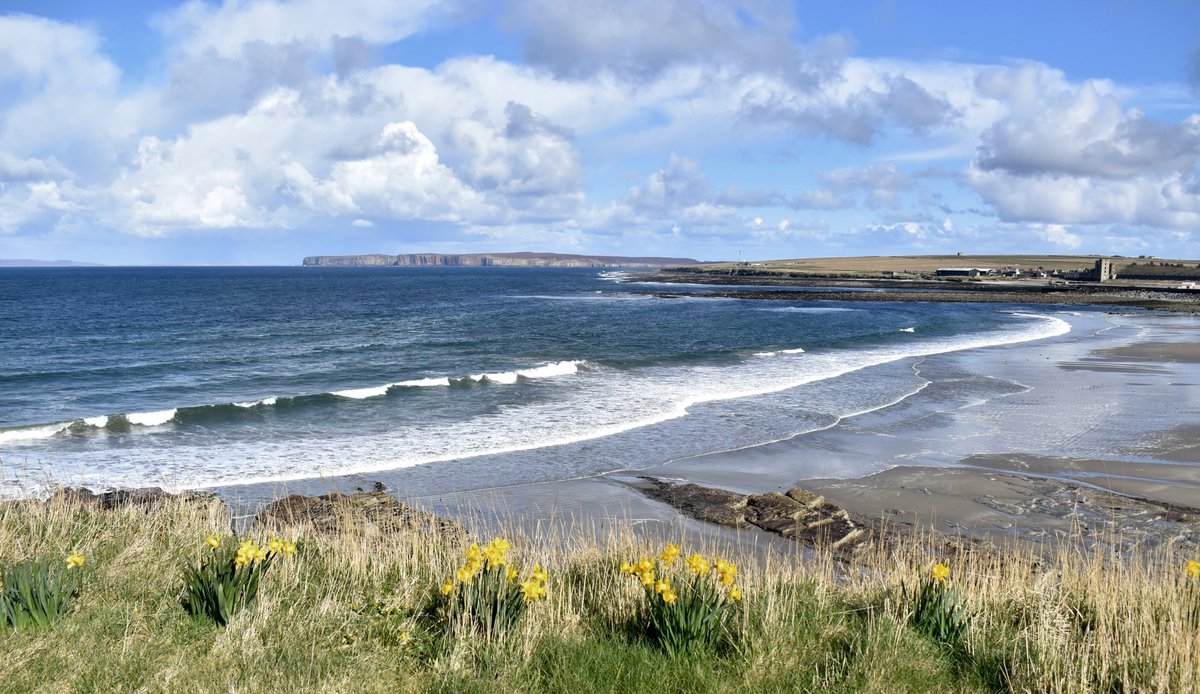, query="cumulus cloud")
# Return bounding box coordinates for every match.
[507,0,824,85]
[156,0,456,58]
[740,72,956,145]
[447,102,583,199]
[968,63,1200,230]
